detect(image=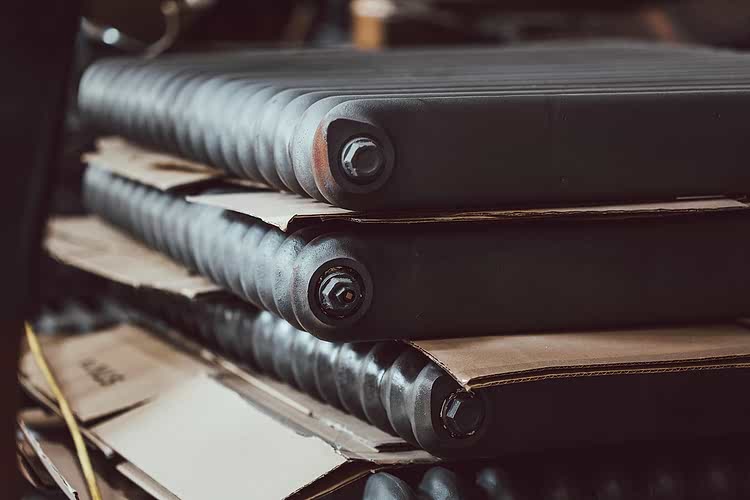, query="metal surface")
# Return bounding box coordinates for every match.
[38,271,750,460]
[78,42,750,210]
[362,449,750,500]
[83,167,750,342]
[441,390,485,439]
[339,137,386,185]
[317,267,366,319]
